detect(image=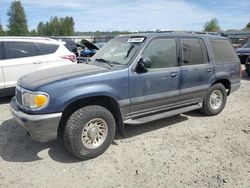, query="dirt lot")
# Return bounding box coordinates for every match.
[0,74,250,188]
